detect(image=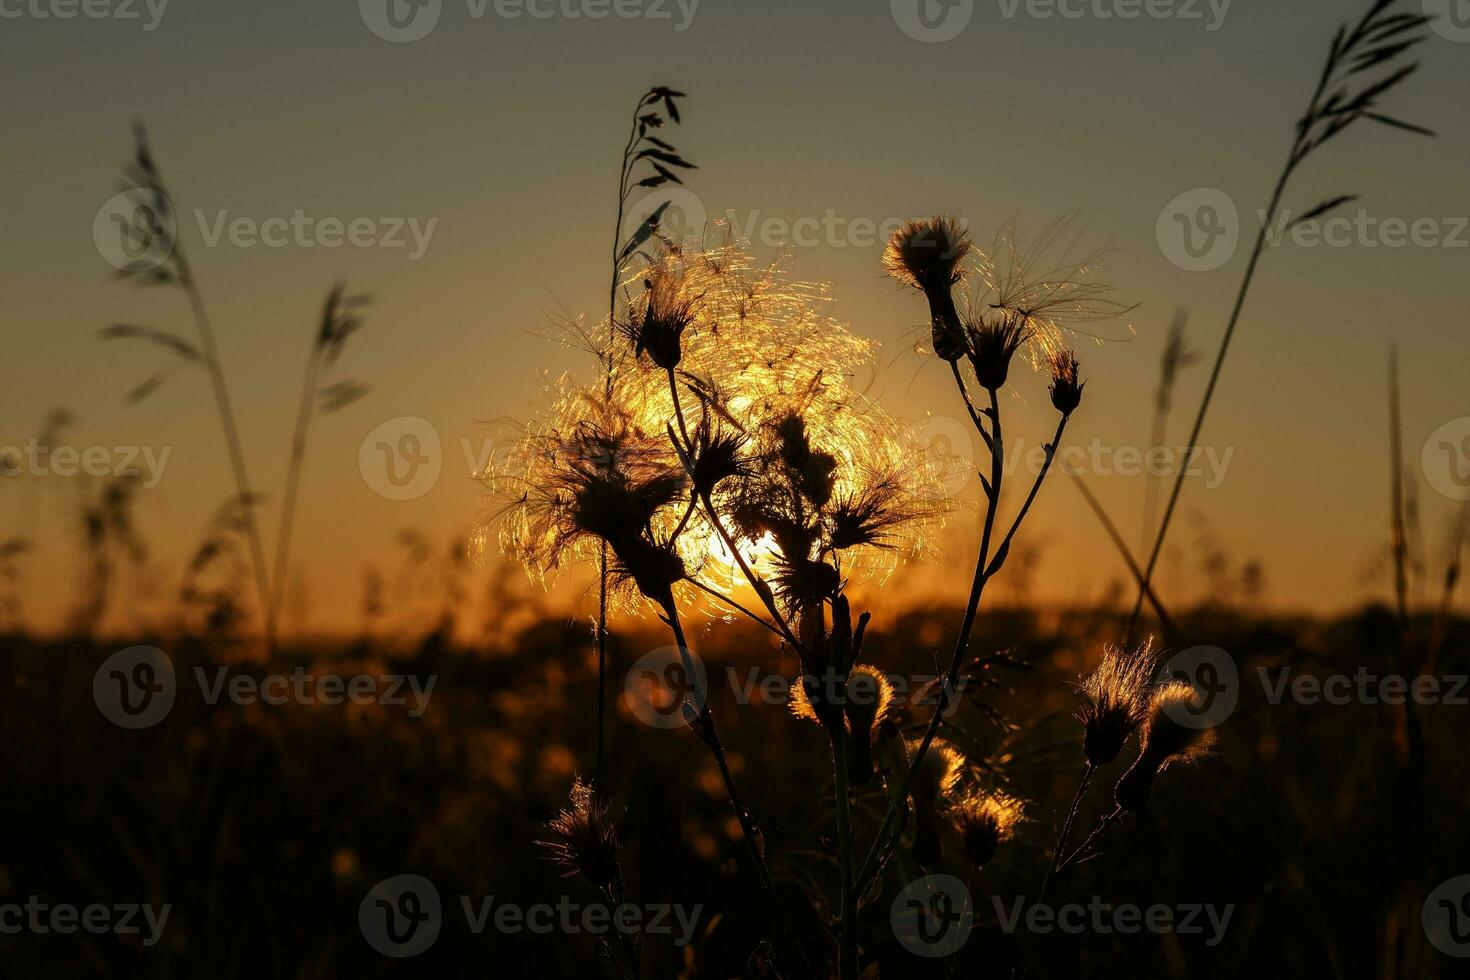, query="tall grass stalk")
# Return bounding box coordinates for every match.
[1125,0,1433,642]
